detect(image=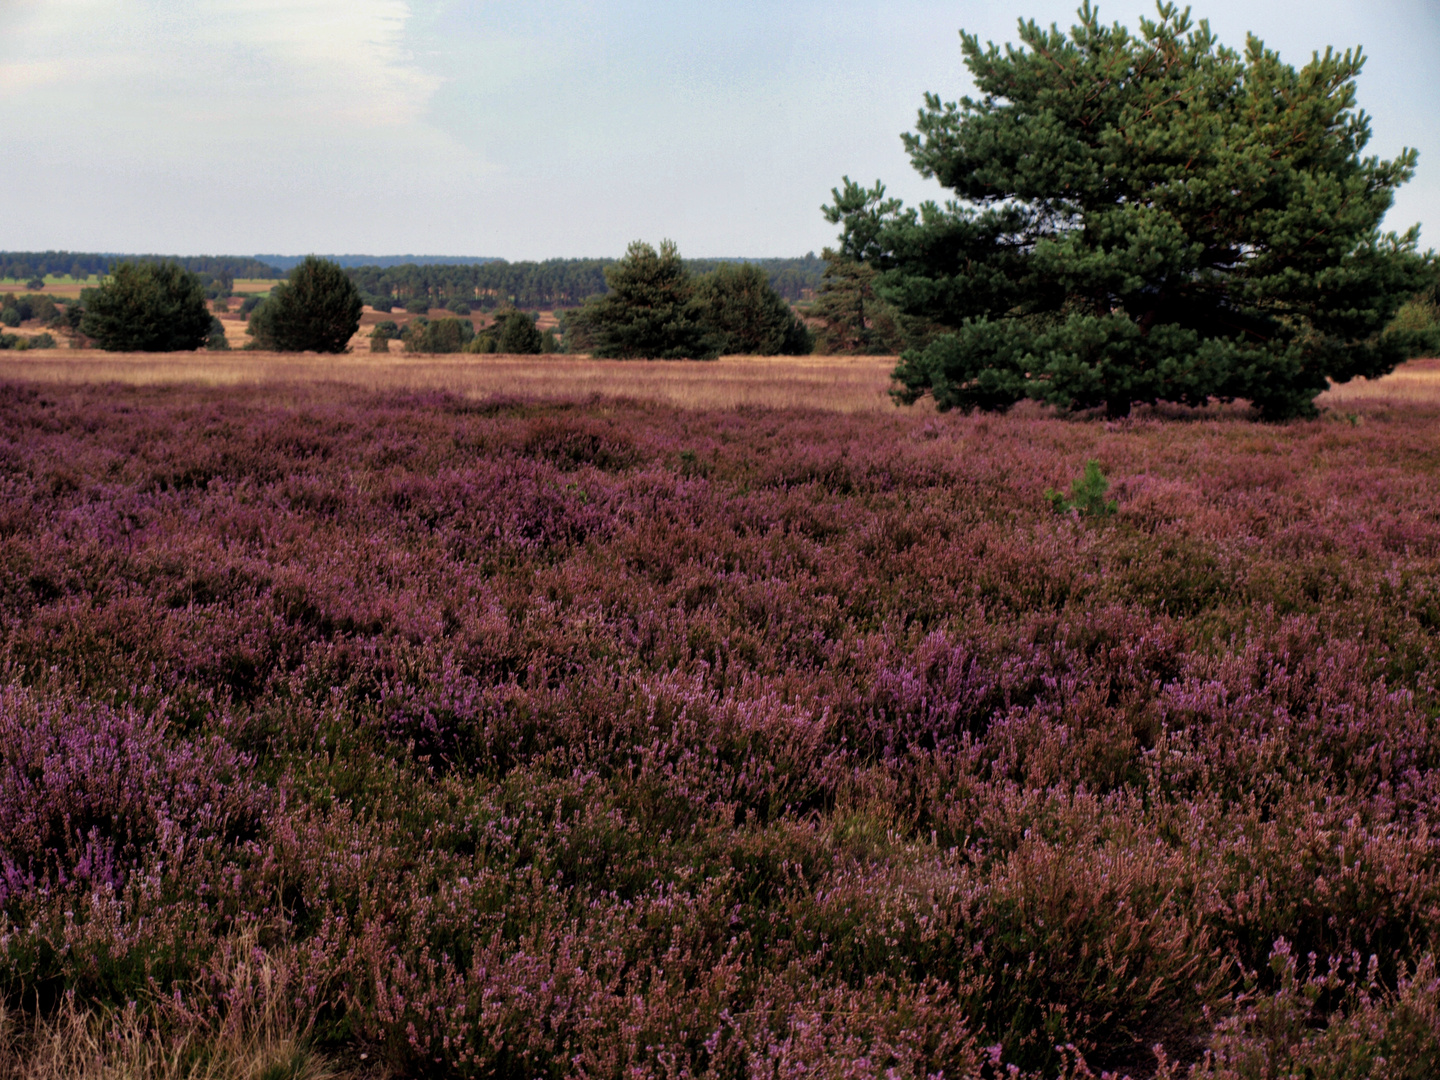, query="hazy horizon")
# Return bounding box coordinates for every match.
[3,1,1437,260]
